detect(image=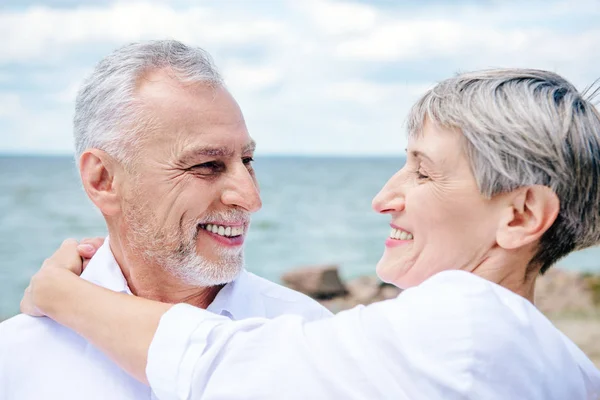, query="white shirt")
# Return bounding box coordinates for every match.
[0,239,330,400]
[147,270,600,400]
